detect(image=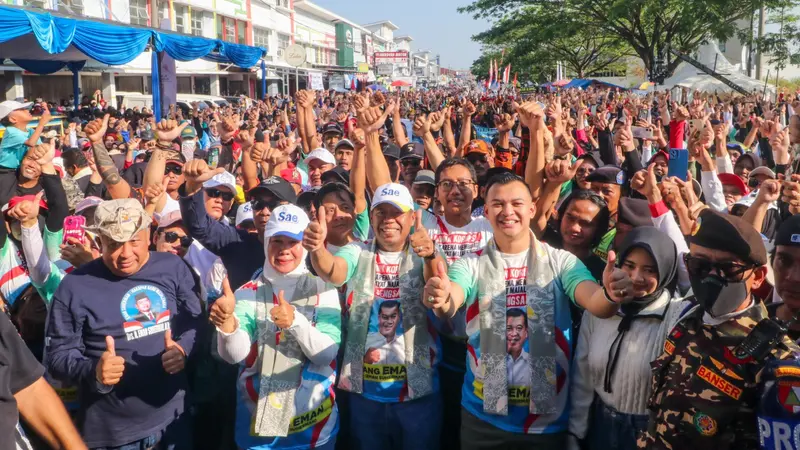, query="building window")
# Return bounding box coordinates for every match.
[276,0,289,8]
[190,9,204,36]
[129,0,149,26]
[217,15,246,44]
[277,33,290,57]
[315,47,323,64]
[57,0,84,15]
[254,27,271,48]
[237,21,246,45]
[174,5,187,33]
[720,41,727,53]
